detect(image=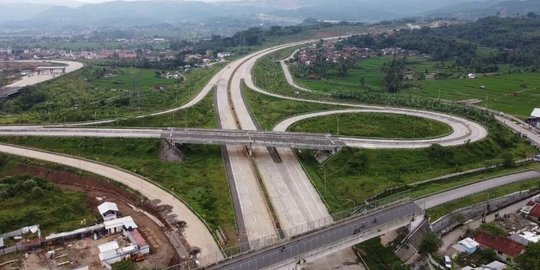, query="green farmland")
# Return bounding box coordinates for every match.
[410,73,540,119]
[291,55,540,119]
